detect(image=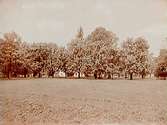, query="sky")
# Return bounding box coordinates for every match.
[0,0,167,56]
